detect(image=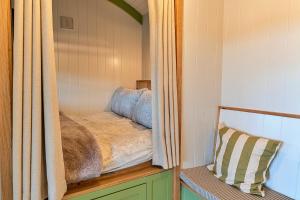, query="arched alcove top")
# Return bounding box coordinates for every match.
[108,0,143,24]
